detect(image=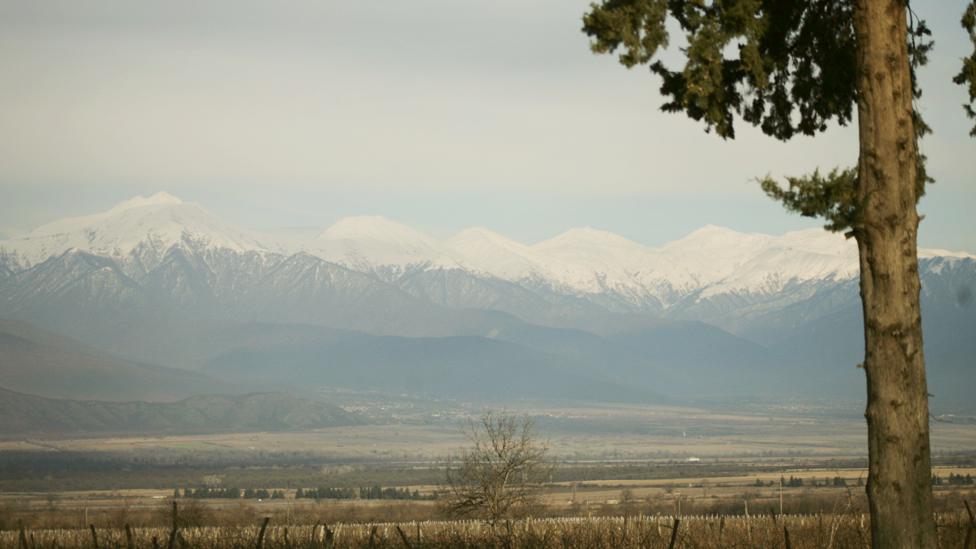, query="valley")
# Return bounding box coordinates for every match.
[2,396,974,491]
